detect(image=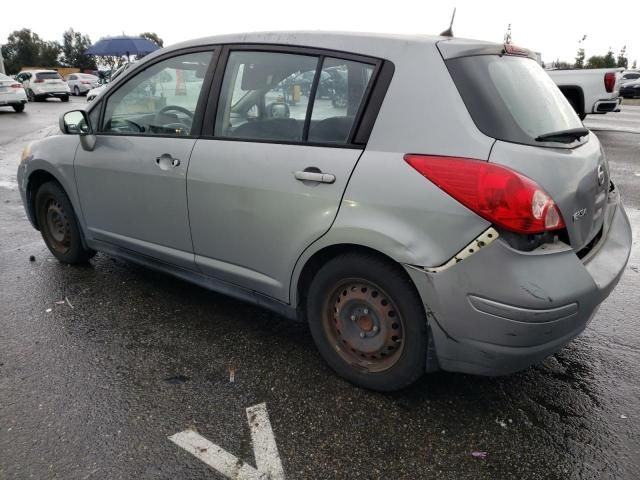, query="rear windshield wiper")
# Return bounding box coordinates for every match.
[535,127,589,143]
